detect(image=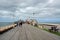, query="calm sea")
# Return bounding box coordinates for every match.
[0,22,13,27]
[38,22,60,24]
